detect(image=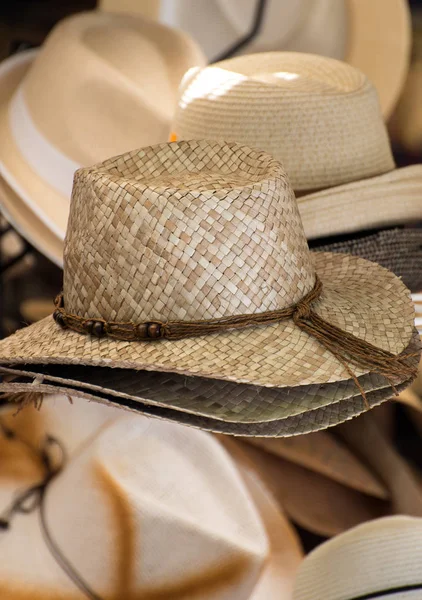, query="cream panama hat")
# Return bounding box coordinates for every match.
[294,516,422,600]
[0,399,303,599]
[0,10,205,266]
[161,0,410,119]
[171,52,422,240]
[0,139,418,435]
